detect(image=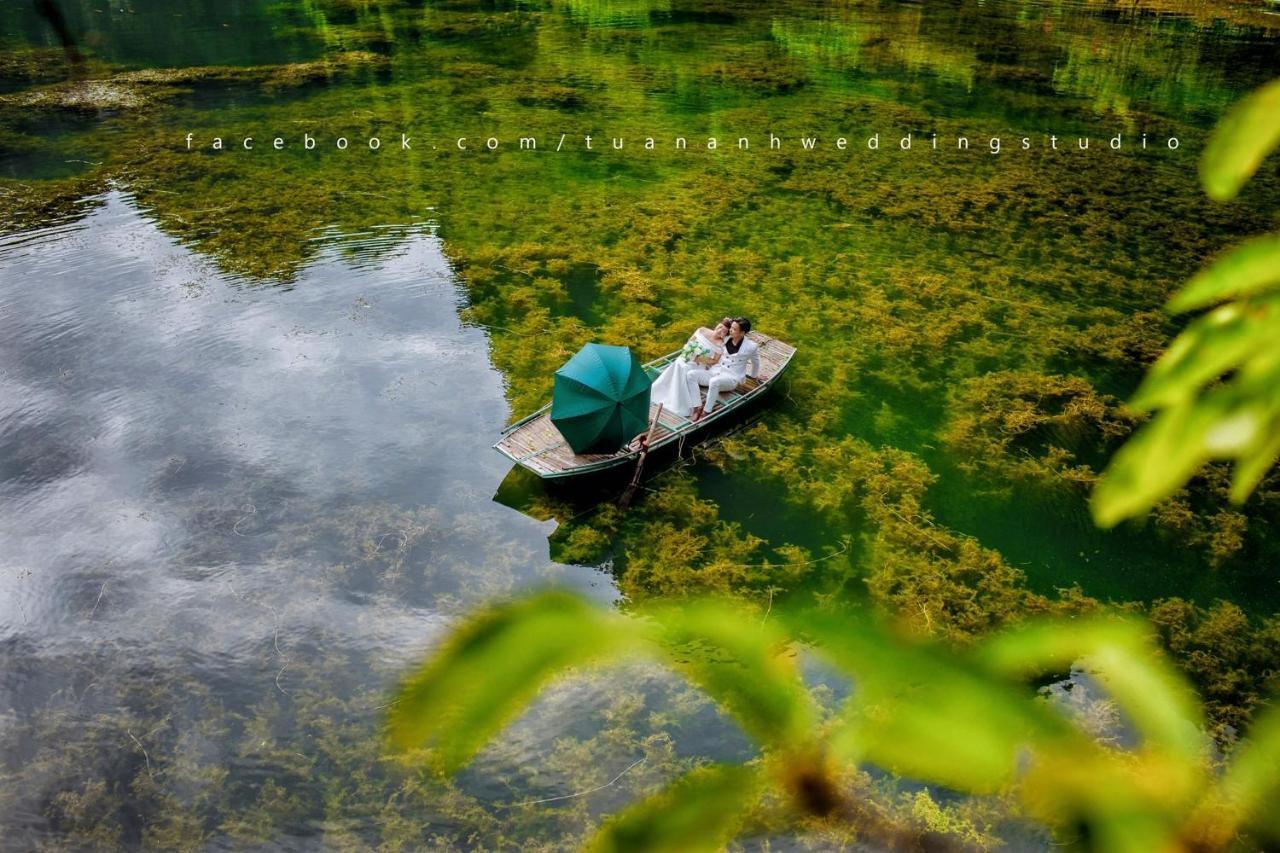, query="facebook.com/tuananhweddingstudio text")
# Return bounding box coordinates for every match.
[182,130,1185,155]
